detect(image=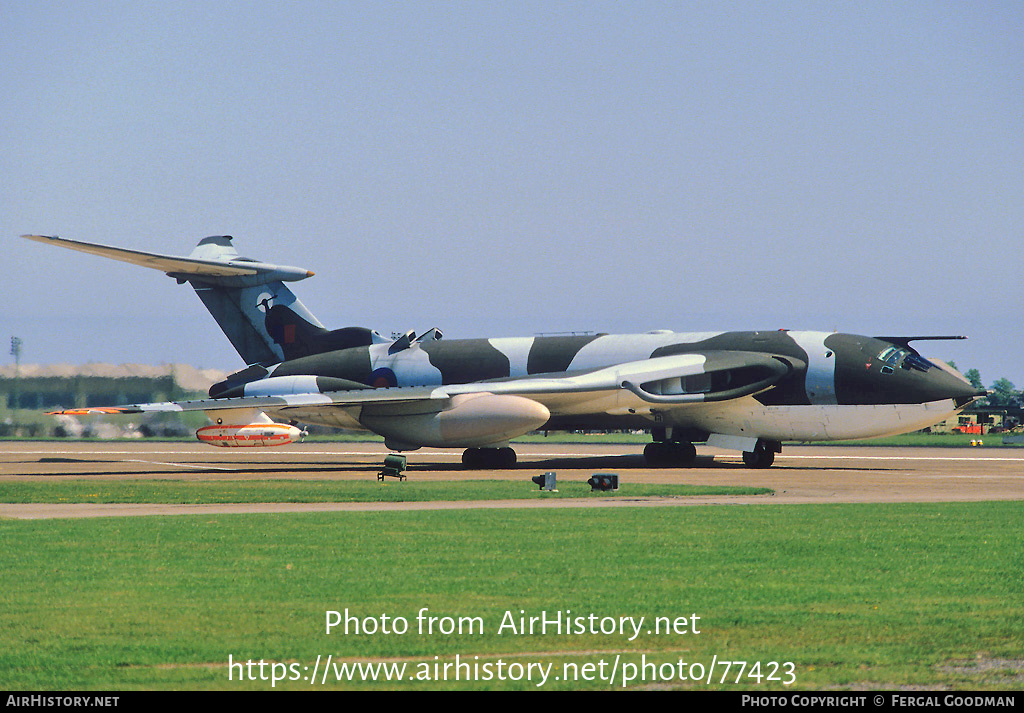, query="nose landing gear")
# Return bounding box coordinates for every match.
[742,439,781,469]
